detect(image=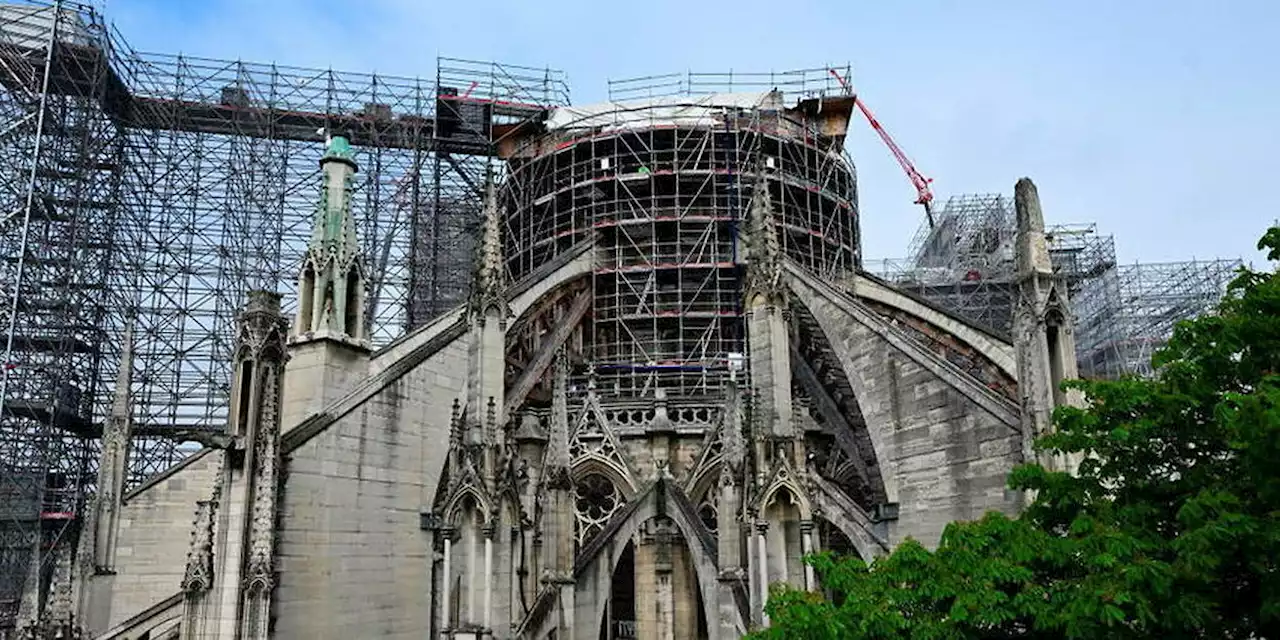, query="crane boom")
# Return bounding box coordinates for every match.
[828,69,936,228]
